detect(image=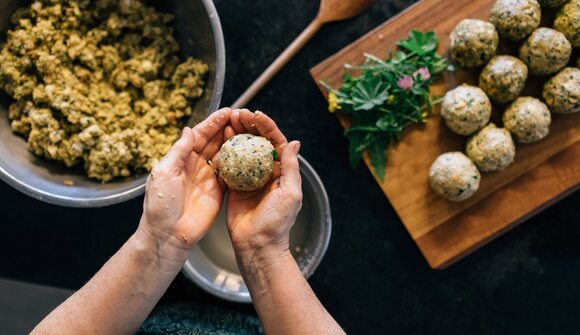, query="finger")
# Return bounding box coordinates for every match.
[271,161,281,180]
[280,141,302,192]
[201,127,225,159]
[230,109,247,135]
[161,126,196,169]
[191,108,232,152]
[236,109,260,135]
[240,110,288,148]
[224,125,236,142]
